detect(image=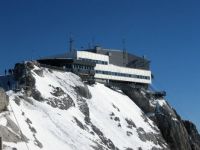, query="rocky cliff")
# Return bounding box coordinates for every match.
[123,88,200,150]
